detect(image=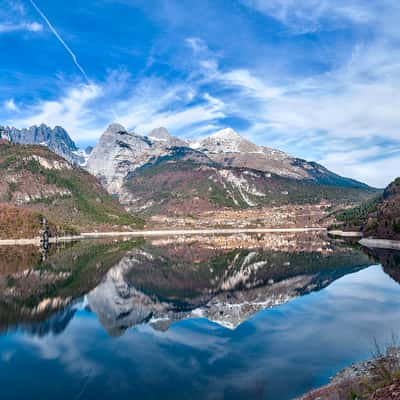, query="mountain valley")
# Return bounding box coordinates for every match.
[0,121,385,238]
